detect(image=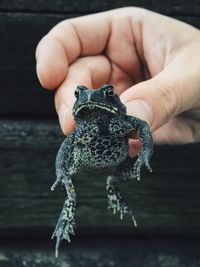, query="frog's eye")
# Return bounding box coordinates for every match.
[105,87,114,98]
[75,85,87,98]
[77,85,87,91]
[74,90,79,98]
